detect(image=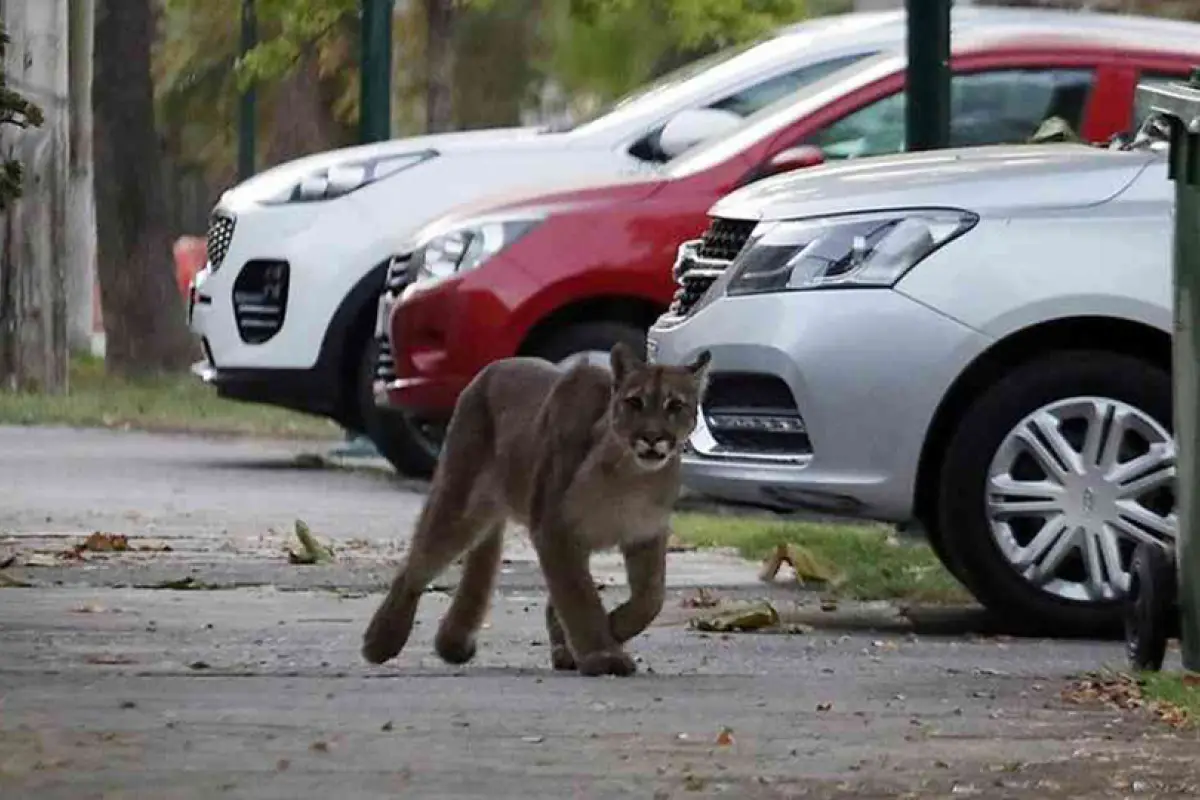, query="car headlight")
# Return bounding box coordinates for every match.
[725,209,977,296]
[261,150,436,204]
[409,214,545,288]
